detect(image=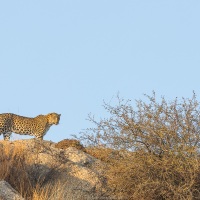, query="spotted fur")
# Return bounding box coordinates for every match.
[0,113,61,140]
